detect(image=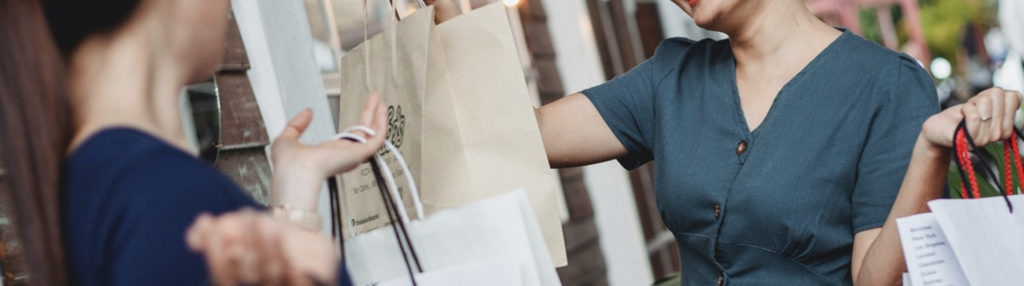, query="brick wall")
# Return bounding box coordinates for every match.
[213,11,274,204]
[515,1,610,285]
